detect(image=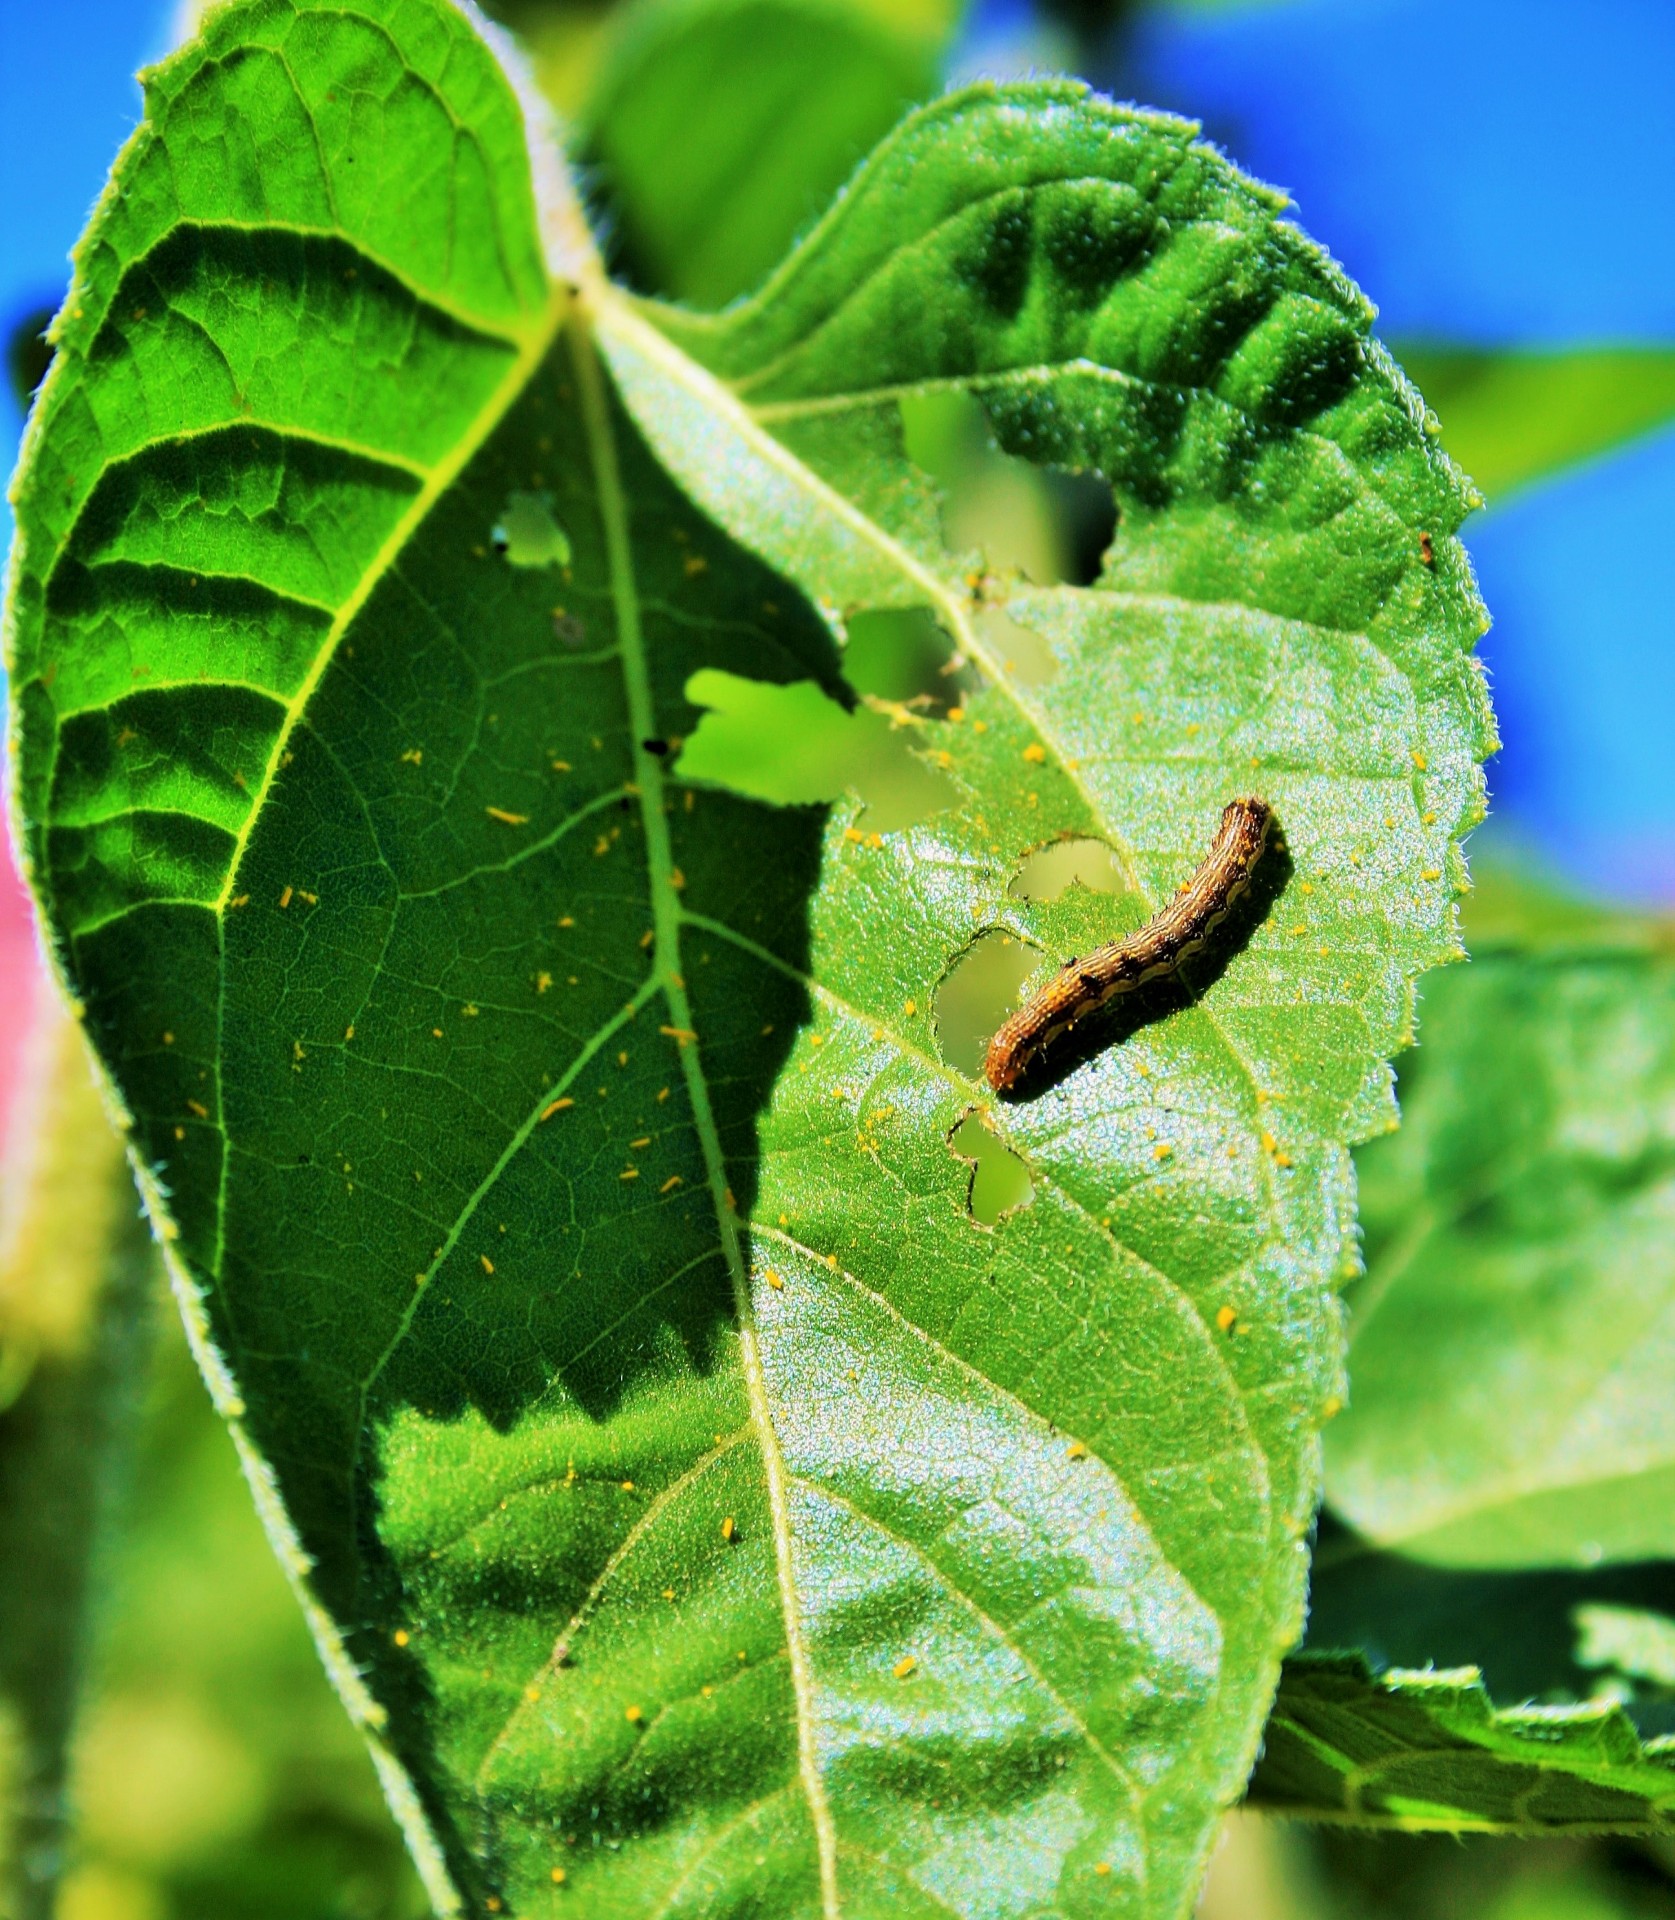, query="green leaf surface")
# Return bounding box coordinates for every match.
[1325,948,1675,1569]
[582,0,949,307]
[1393,345,1675,504]
[5,6,1491,1915]
[1253,1655,1675,1836]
